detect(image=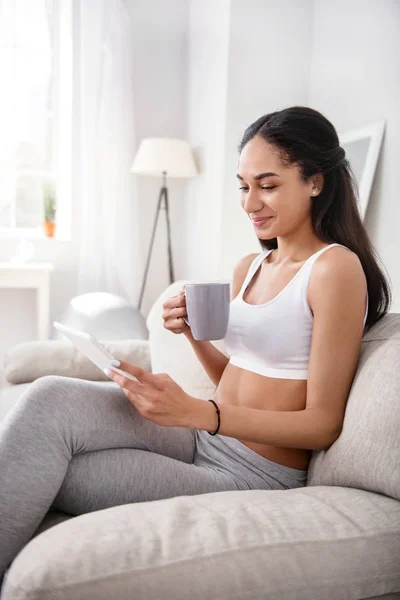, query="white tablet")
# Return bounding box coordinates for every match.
[53,321,139,382]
